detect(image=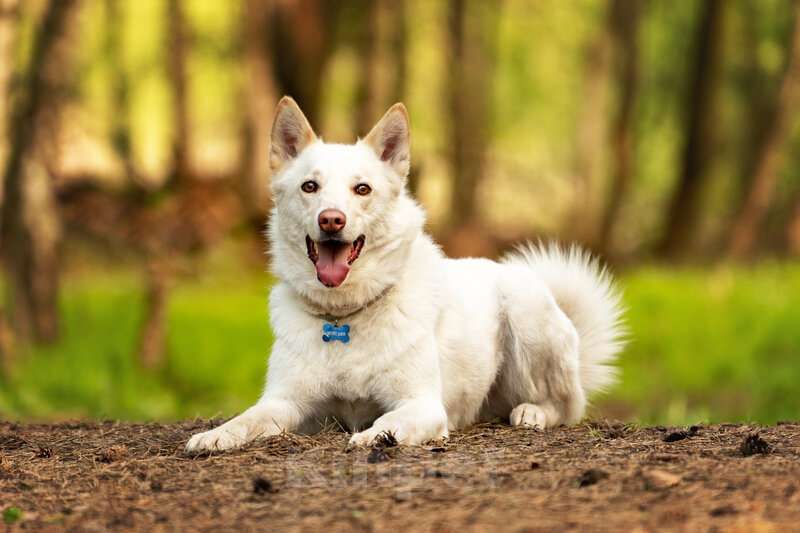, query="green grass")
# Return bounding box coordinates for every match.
[0,269,273,421]
[608,263,800,425]
[1,262,799,425]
